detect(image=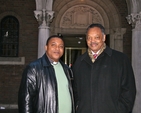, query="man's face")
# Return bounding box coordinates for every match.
[45,37,64,62]
[86,27,106,53]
